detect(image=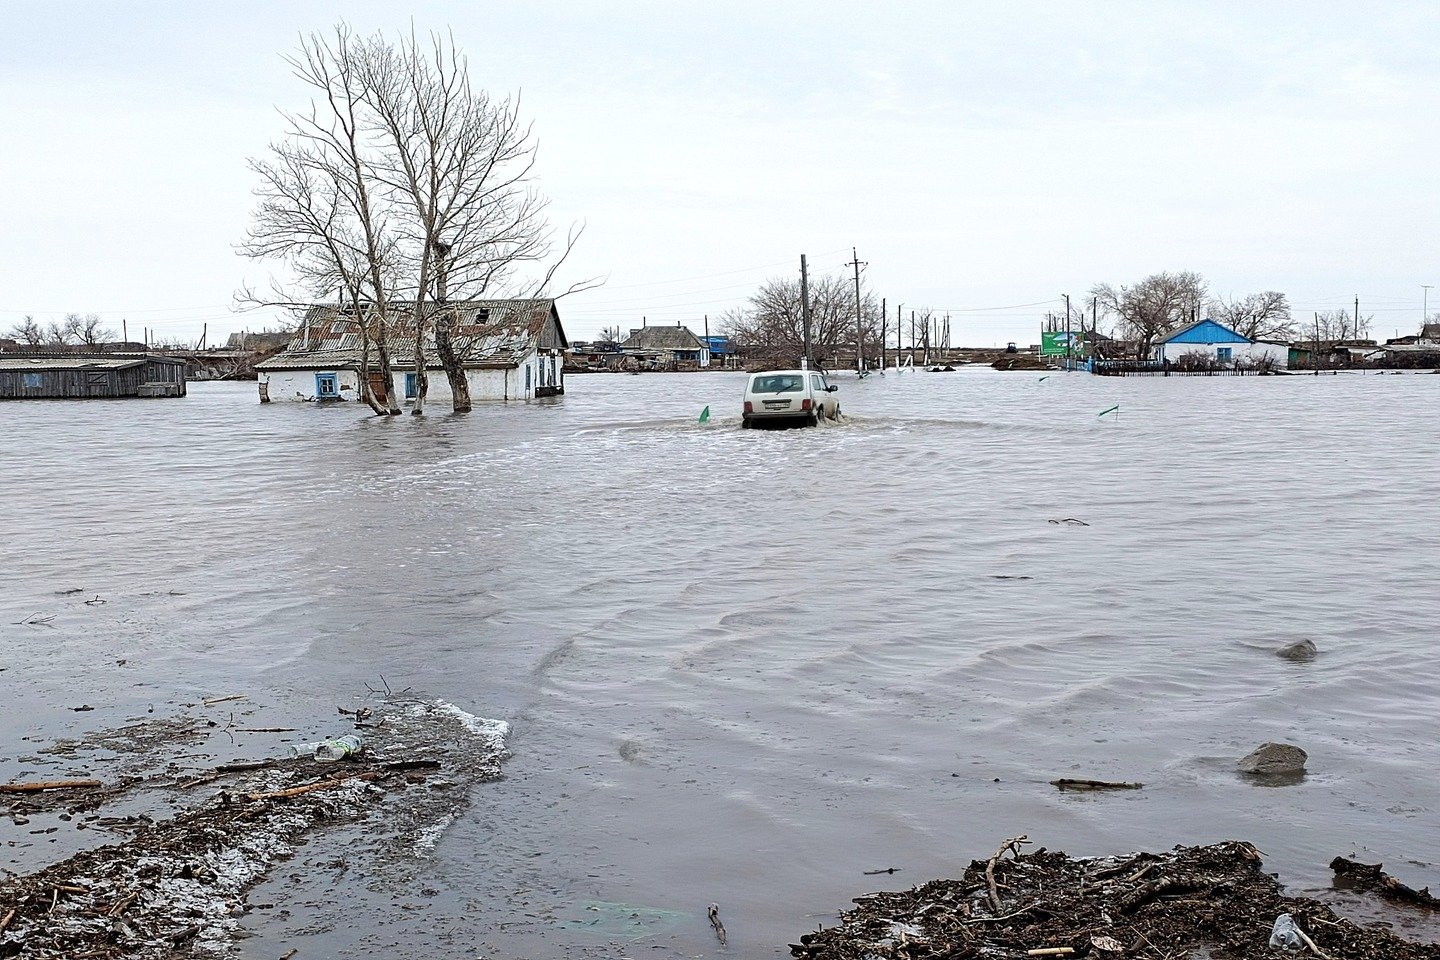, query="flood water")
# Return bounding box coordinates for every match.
[3,368,1439,958]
